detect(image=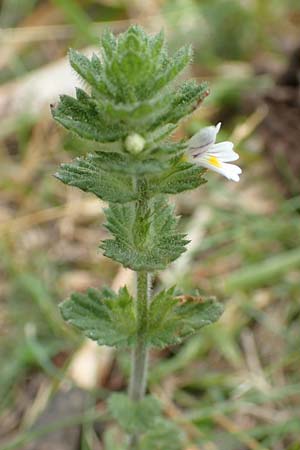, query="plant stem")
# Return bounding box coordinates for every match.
[127,178,151,447]
[128,271,151,447]
[129,271,151,401]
